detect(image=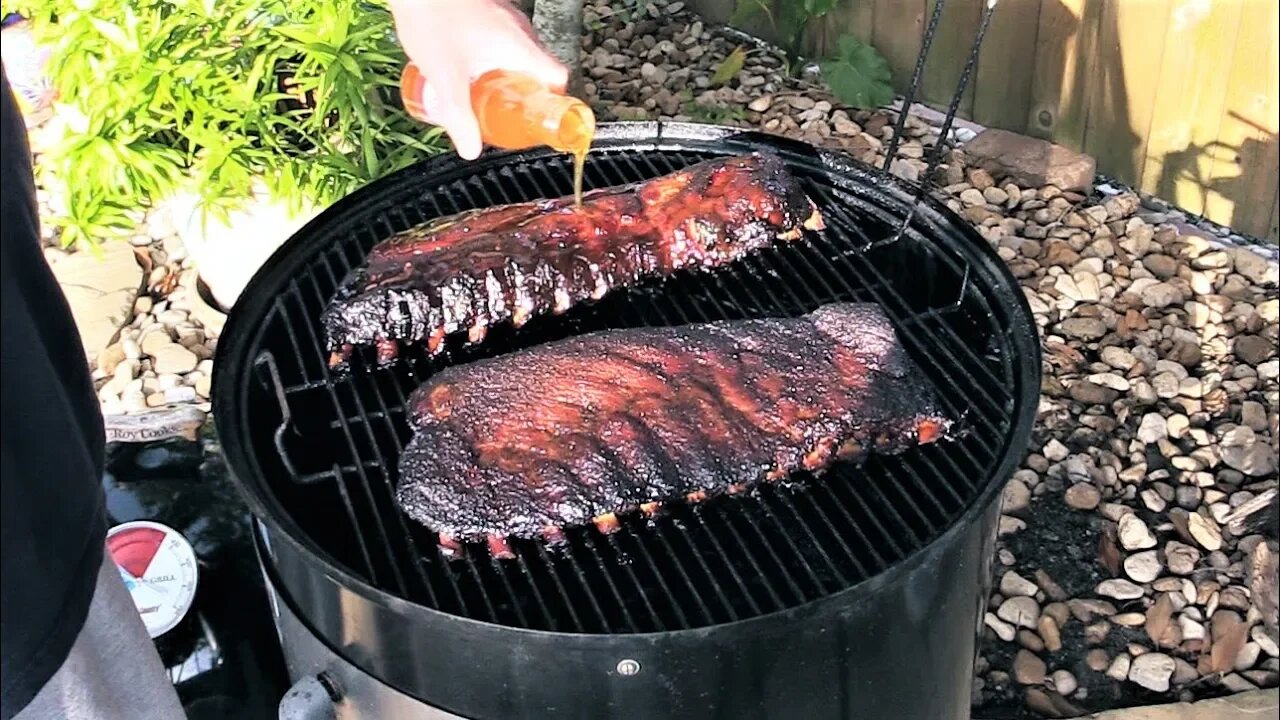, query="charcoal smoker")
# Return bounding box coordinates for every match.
[212,6,1041,718]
